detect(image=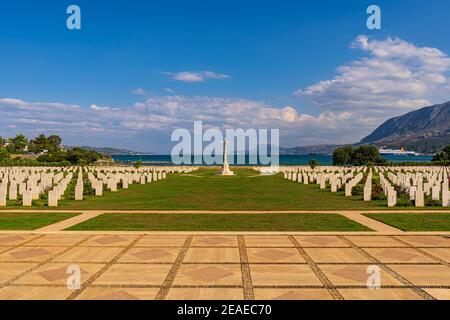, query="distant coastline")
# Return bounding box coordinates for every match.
[111,154,434,166]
